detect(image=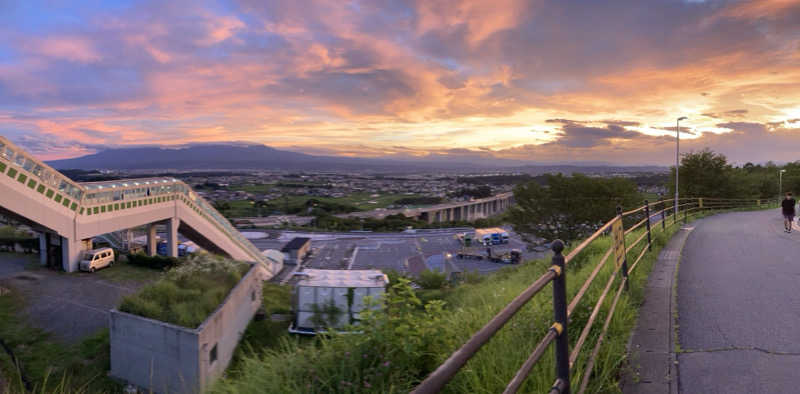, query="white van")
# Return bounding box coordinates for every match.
[80,248,115,272]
